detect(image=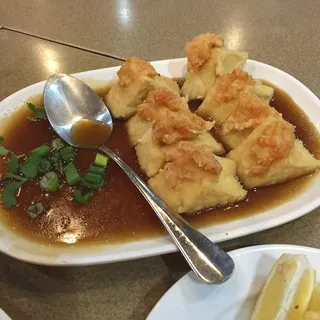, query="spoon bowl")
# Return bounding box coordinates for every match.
[44,73,235,284]
[44,74,113,148]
